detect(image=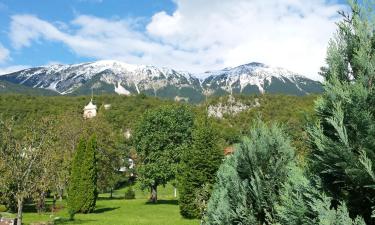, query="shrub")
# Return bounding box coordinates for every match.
[124,186,136,199]
[0,204,7,212]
